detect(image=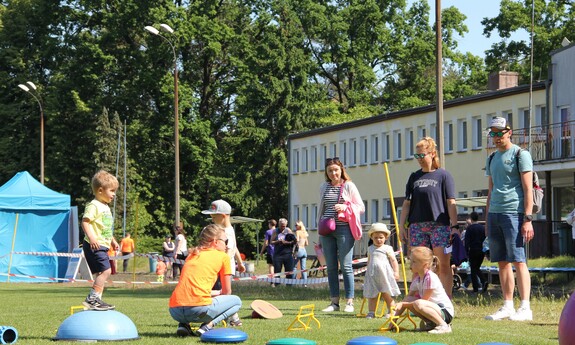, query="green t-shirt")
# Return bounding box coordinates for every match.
[83,199,114,248]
